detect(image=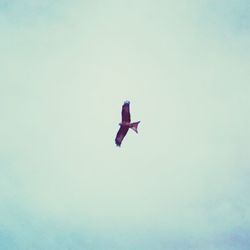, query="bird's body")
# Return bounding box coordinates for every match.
[118,122,140,132]
[115,101,140,146]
